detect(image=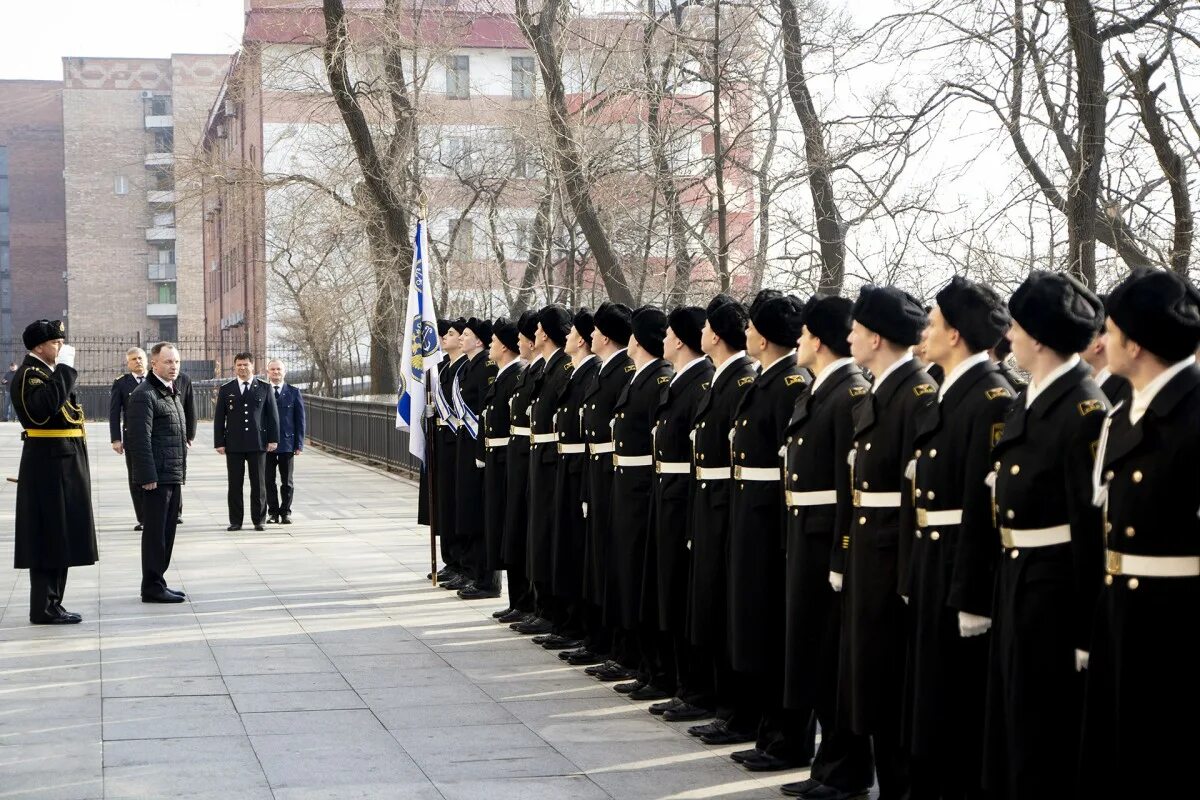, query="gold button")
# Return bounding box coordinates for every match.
[915,530,922,539]
[930,531,940,541]
[862,481,870,489]
[1010,464,1020,475]
[929,449,937,458]
[1104,574,1113,586]
[927,490,936,500]
[1132,470,1143,483]
[1010,549,1019,559]
[1105,470,1114,480]
[1006,509,1015,520]
[858,516,867,525]
[1125,526,1135,538]
[1128,577,1139,590]
[791,473,798,481]
[865,443,872,450]
[915,489,922,498]
[797,437,804,445]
